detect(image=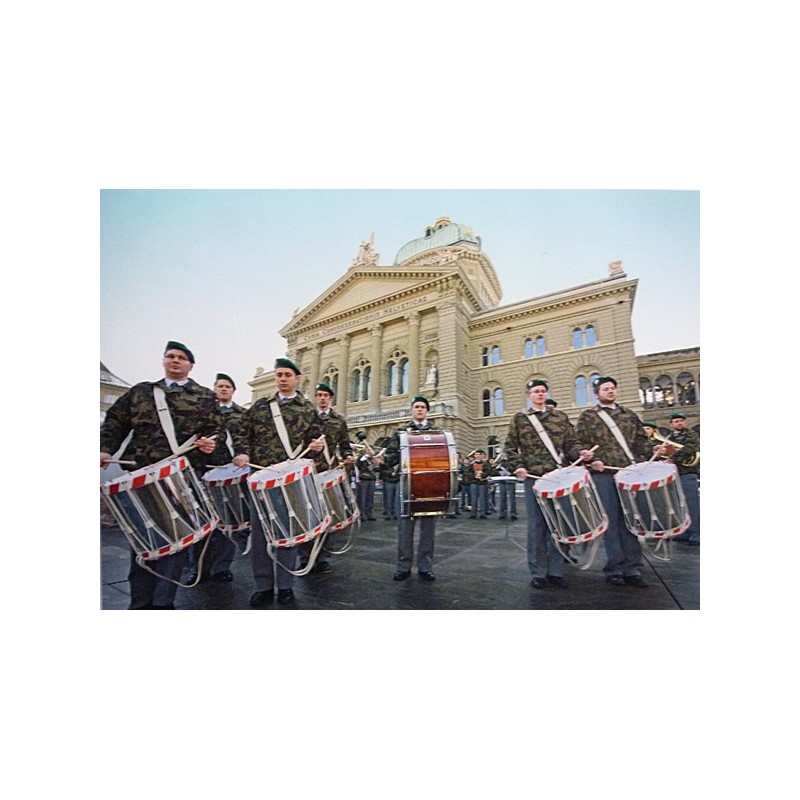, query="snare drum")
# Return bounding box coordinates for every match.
[248,459,331,549]
[316,468,359,532]
[614,461,690,539]
[100,456,218,562]
[533,466,608,545]
[398,431,458,517]
[202,463,252,535]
